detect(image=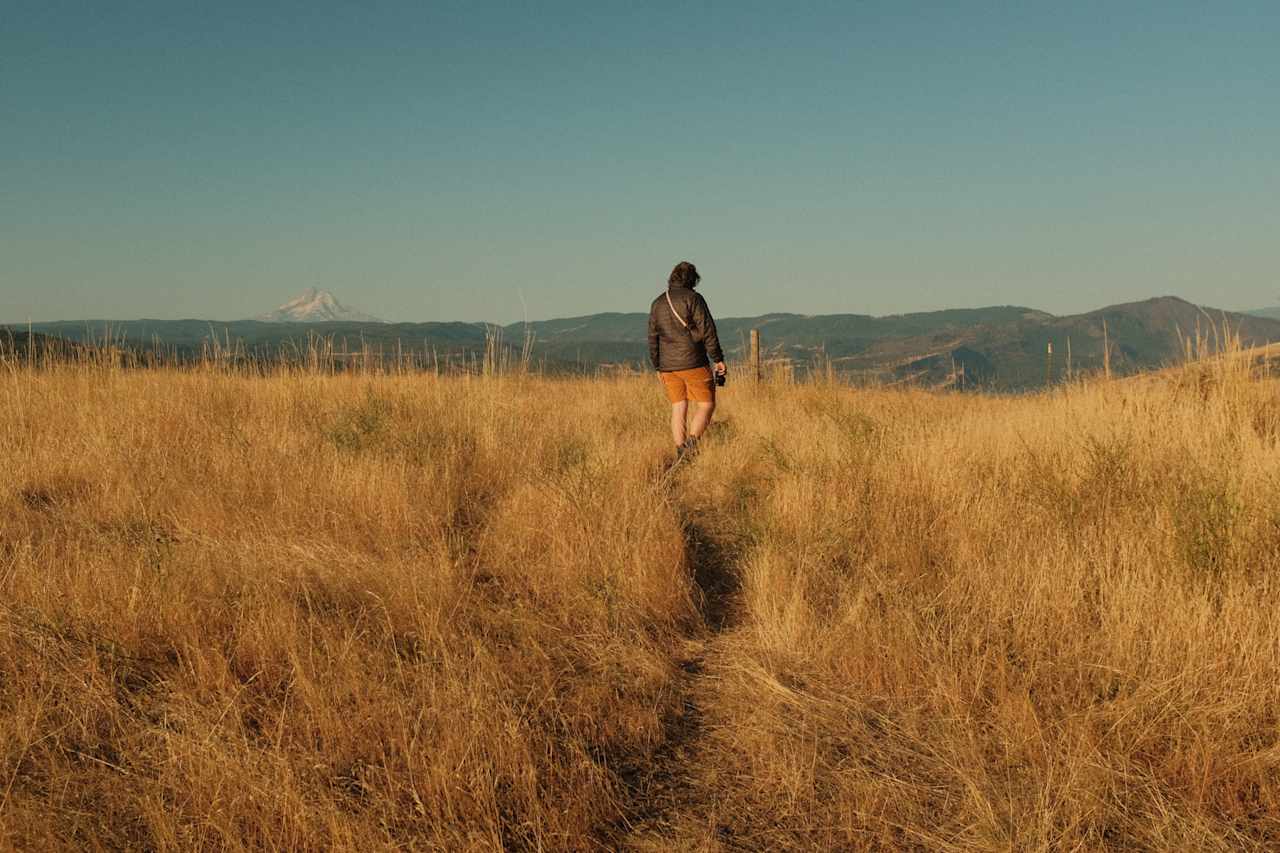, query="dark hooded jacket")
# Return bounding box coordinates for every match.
[648,285,725,372]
